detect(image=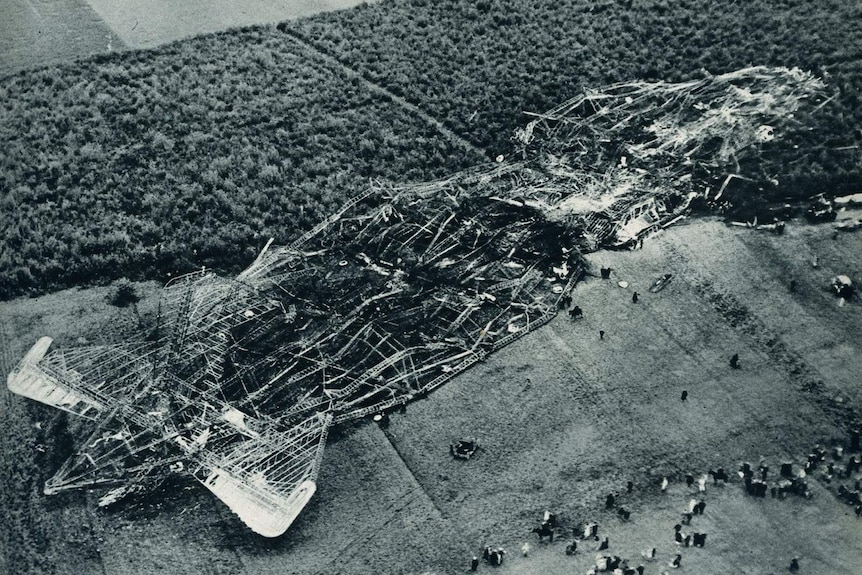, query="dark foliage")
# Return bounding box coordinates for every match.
[2,1,862,299]
[290,0,862,157]
[109,278,140,307]
[0,27,477,299]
